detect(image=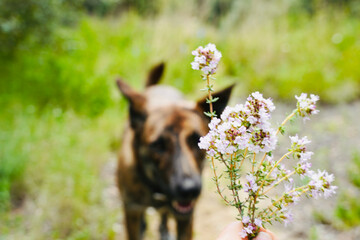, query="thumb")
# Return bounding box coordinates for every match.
[254,232,273,240]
